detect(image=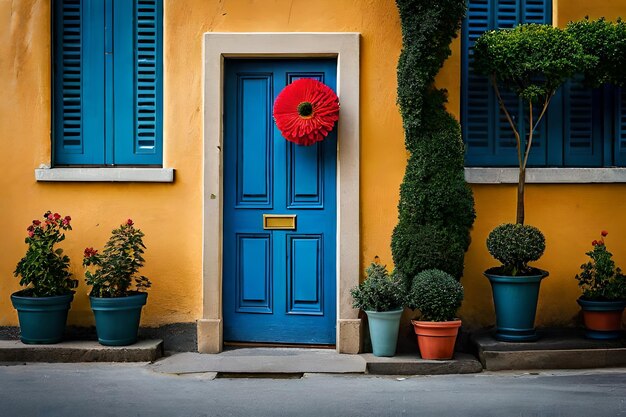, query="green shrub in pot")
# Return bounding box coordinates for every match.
[83,219,152,346]
[350,261,404,357]
[407,269,464,360]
